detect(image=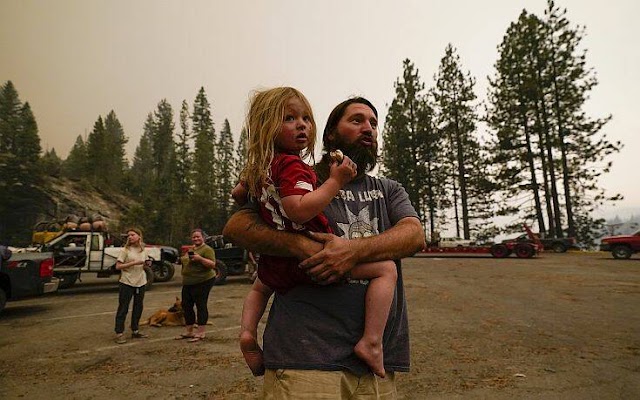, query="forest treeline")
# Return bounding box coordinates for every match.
[0,1,621,247]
